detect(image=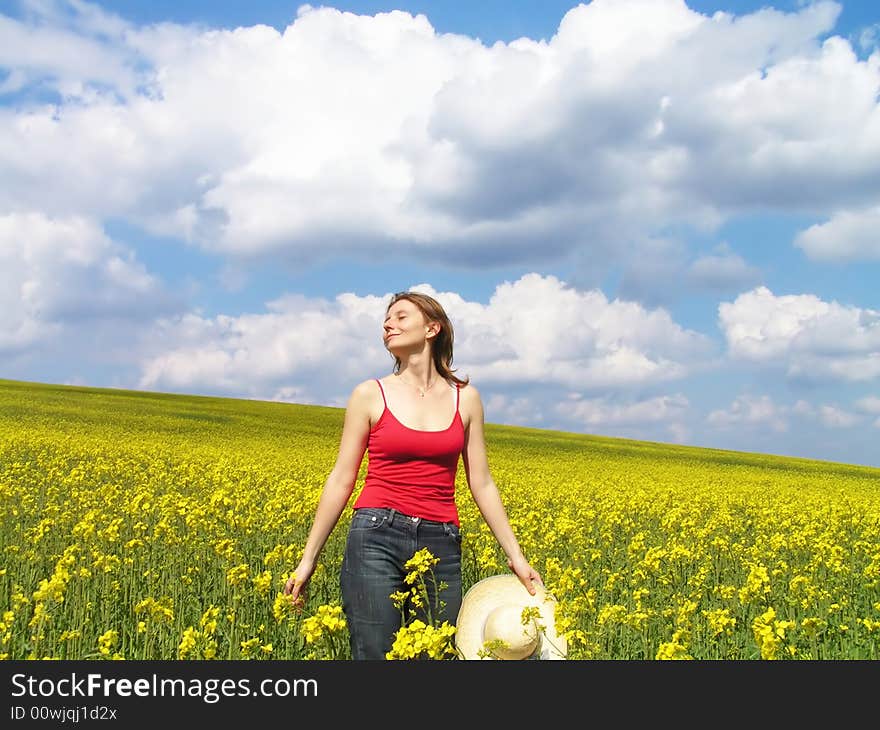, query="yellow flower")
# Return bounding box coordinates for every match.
[135,596,174,624]
[386,620,456,660]
[213,539,237,560]
[751,607,794,660]
[703,608,737,637]
[389,590,409,610]
[97,629,118,657]
[200,606,220,635]
[272,593,296,624]
[252,570,273,596]
[301,603,347,644]
[240,637,261,658]
[178,627,198,659]
[738,565,771,604]
[404,548,439,585]
[226,564,249,587]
